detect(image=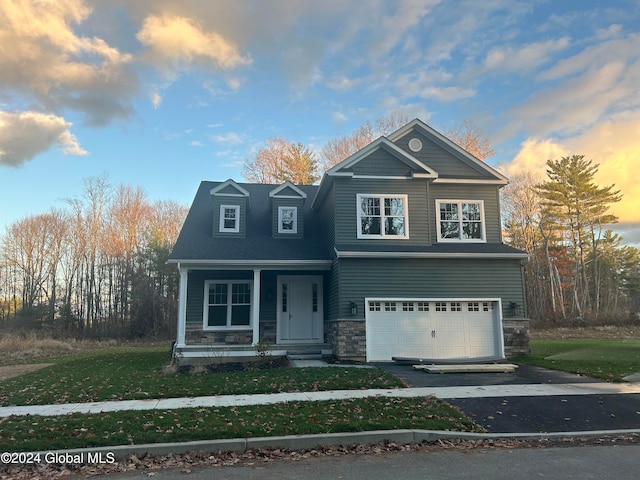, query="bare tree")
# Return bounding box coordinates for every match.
[441,119,495,160]
[243,137,319,184]
[320,114,494,170]
[321,112,410,171]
